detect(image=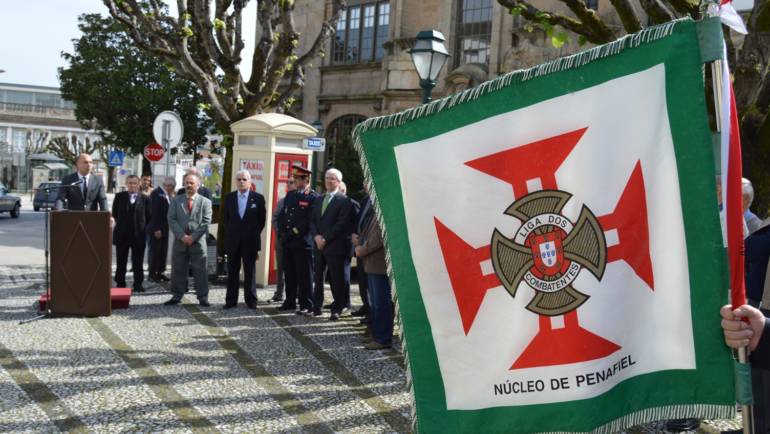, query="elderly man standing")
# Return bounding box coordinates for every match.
[165,173,212,307]
[743,177,762,235]
[147,177,176,282]
[177,167,212,199]
[112,175,151,292]
[310,168,353,320]
[223,170,266,309]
